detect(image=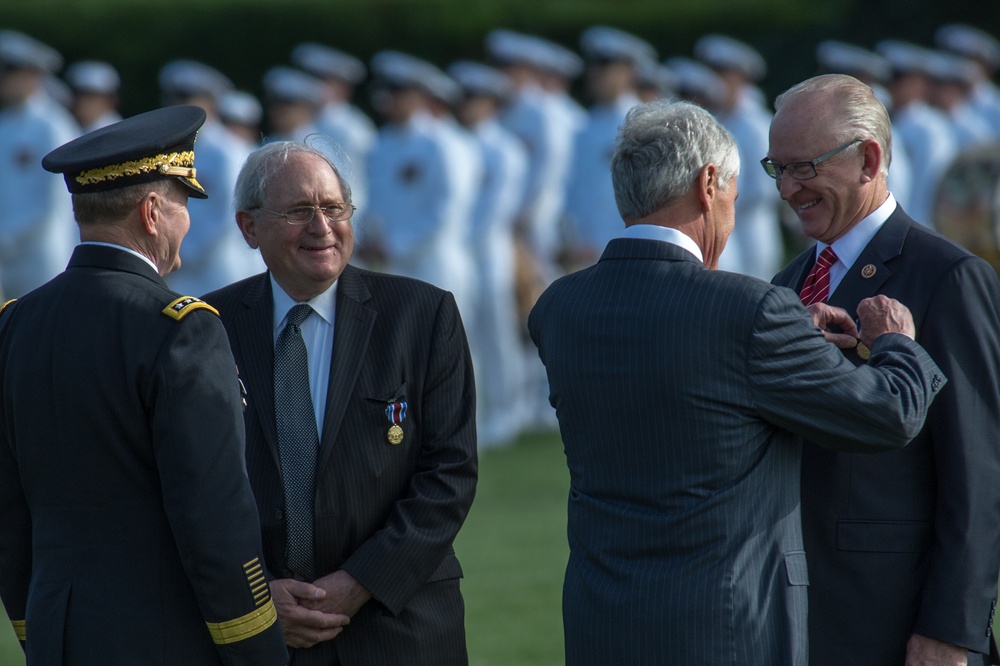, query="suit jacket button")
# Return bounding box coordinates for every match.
[273,509,284,521]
